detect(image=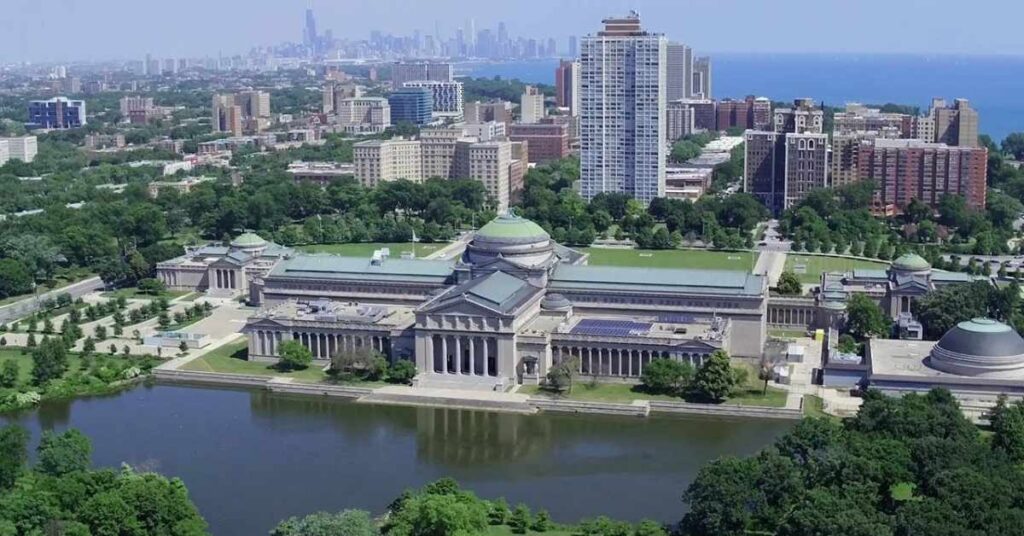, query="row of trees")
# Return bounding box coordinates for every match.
[638,352,750,402]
